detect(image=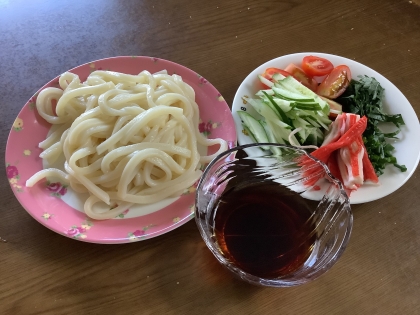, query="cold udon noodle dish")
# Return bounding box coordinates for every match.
[26,70,228,220]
